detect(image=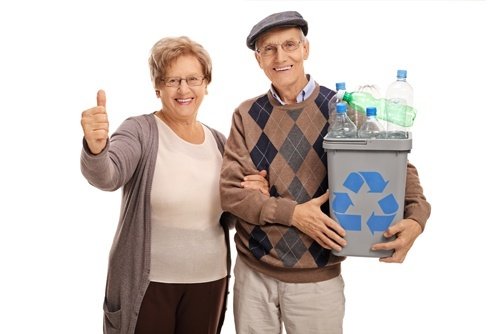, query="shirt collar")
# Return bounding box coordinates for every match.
[270,74,315,105]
